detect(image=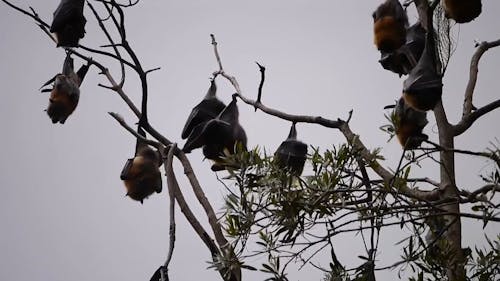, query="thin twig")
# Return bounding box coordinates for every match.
[254,62,266,112]
[164,144,177,270]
